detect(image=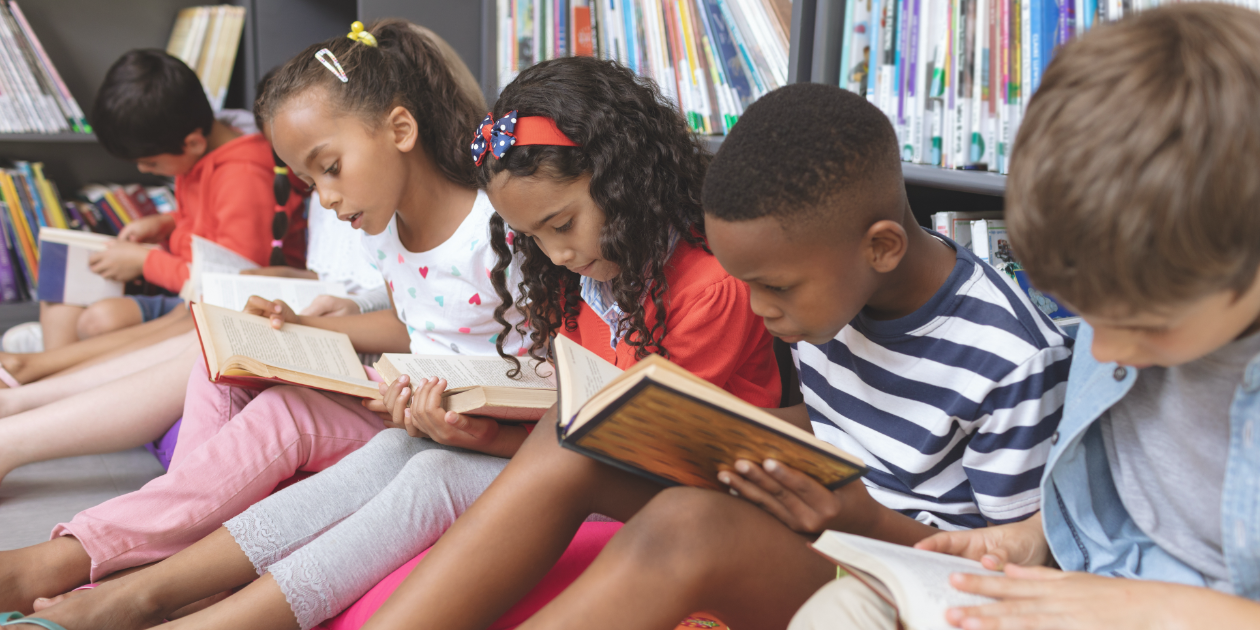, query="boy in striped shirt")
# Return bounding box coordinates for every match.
[502,83,1072,628]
